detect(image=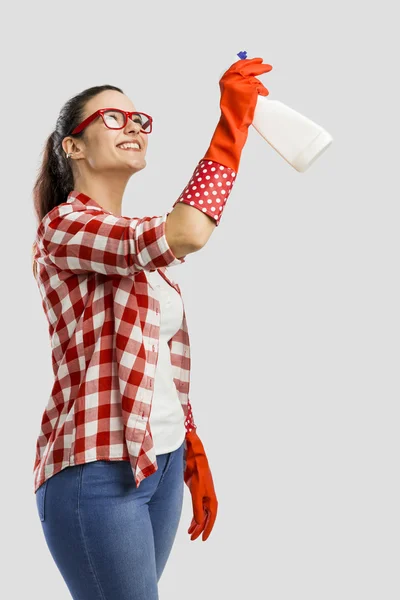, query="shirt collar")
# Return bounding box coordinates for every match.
[67,190,116,215]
